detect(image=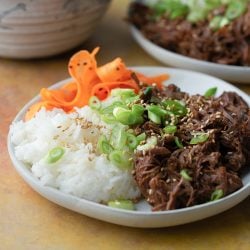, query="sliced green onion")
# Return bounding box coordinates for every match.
[205,0,222,10]
[147,105,167,116]
[89,96,101,110]
[226,1,247,20]
[163,125,177,134]
[125,95,140,104]
[152,1,169,16]
[163,100,187,116]
[204,87,217,98]
[211,189,224,201]
[126,133,138,150]
[220,17,230,27]
[132,104,145,116]
[109,150,133,170]
[110,126,127,149]
[134,116,144,125]
[148,110,162,124]
[111,88,136,100]
[97,135,114,154]
[187,8,208,23]
[136,136,158,151]
[220,0,231,4]
[153,0,189,19]
[100,101,124,115]
[46,147,65,164]
[108,199,135,210]
[190,133,209,145]
[180,169,192,181]
[143,86,153,96]
[113,107,137,125]
[169,4,189,19]
[175,137,184,148]
[136,132,147,143]
[209,16,230,30]
[101,114,116,124]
